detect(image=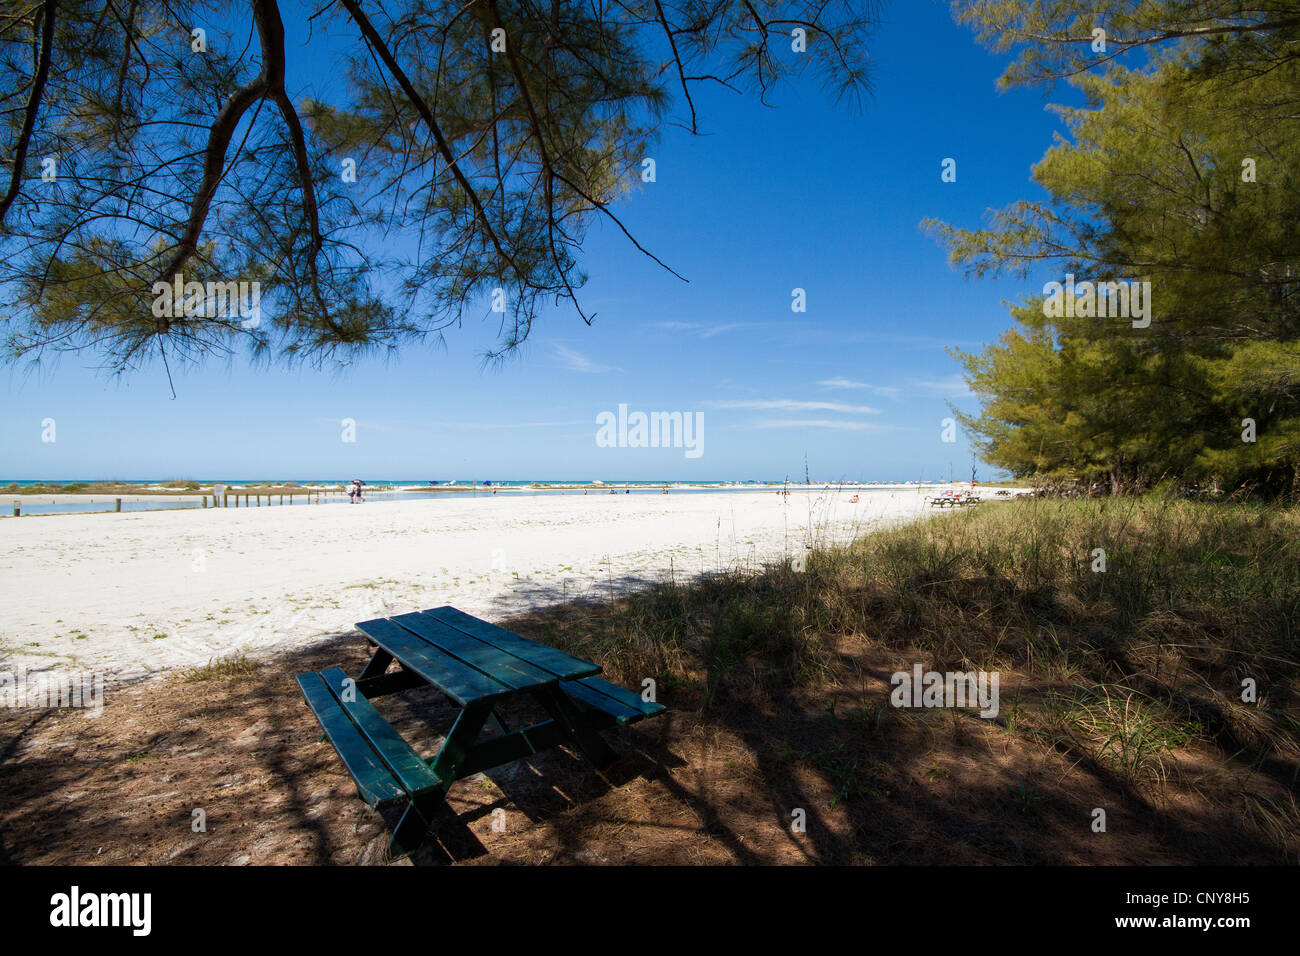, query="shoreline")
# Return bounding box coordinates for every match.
[3,481,1031,511]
